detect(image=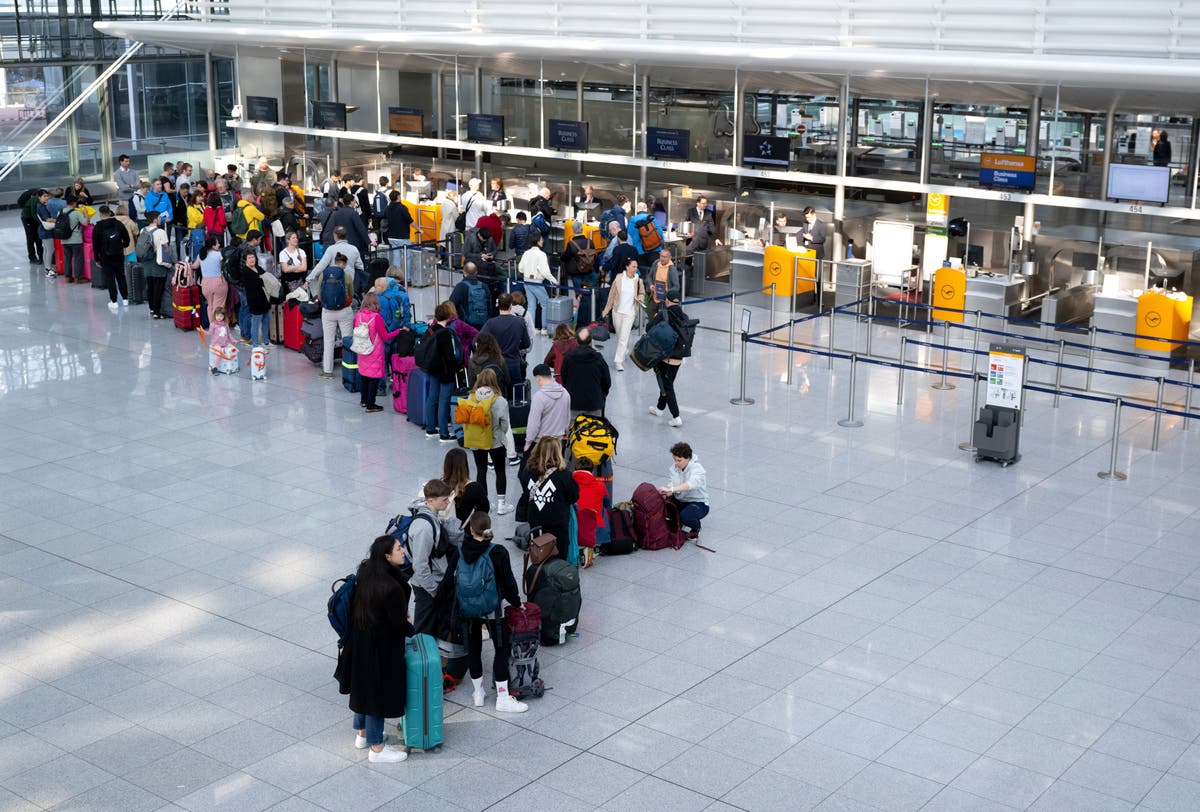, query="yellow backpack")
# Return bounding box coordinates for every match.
[454,393,496,449]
